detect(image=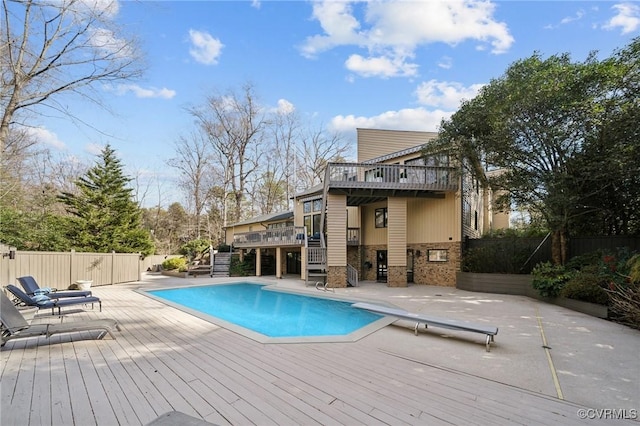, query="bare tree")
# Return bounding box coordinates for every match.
[270,108,300,211]
[0,0,143,155]
[189,83,267,224]
[167,131,214,239]
[296,126,350,189]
